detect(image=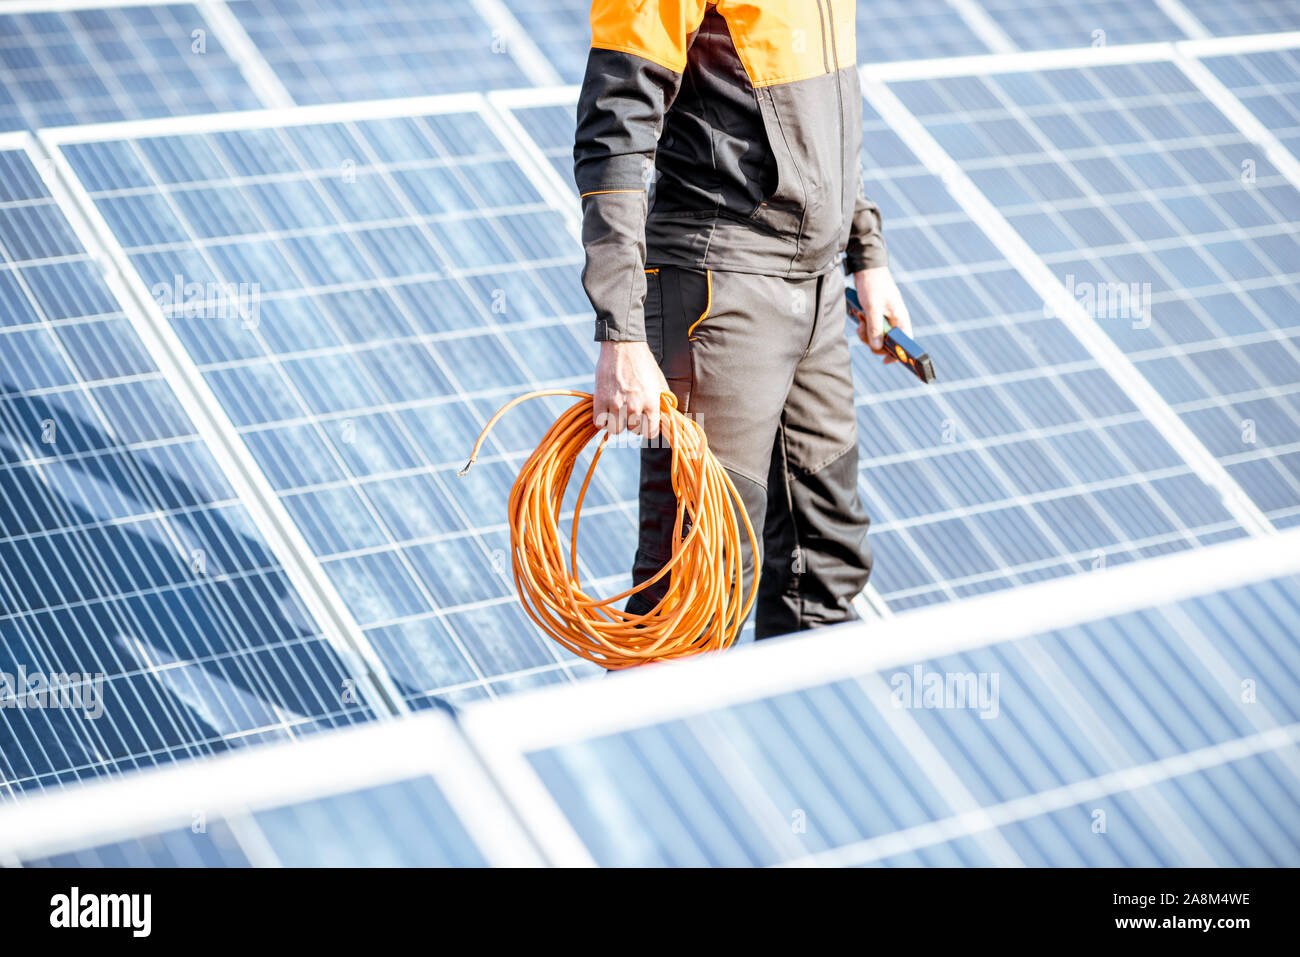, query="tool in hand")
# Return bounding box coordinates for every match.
[846,286,936,384]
